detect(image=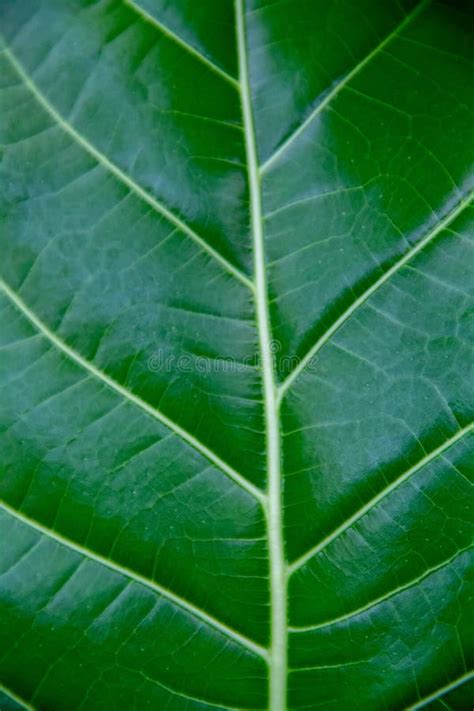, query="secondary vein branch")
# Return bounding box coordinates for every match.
[0,278,264,504]
[1,43,252,291]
